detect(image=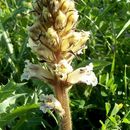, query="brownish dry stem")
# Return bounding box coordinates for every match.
[54,83,72,130]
